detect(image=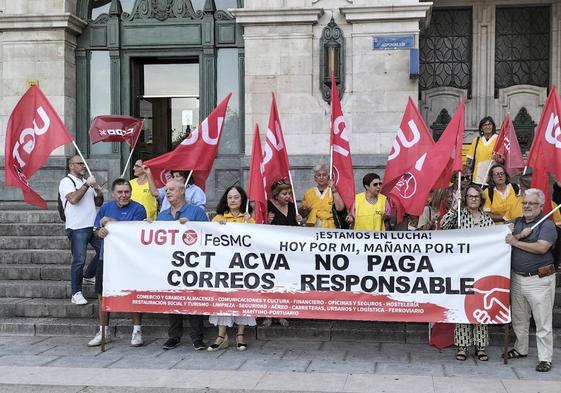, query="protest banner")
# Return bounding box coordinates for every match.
[103,222,511,324]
